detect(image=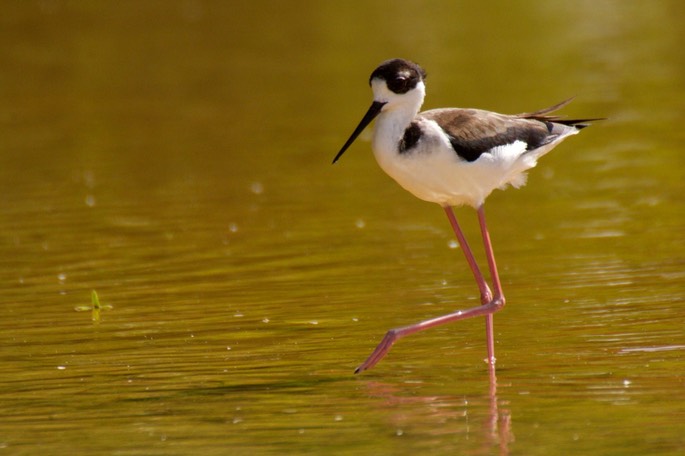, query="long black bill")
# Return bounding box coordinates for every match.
[332,101,386,164]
